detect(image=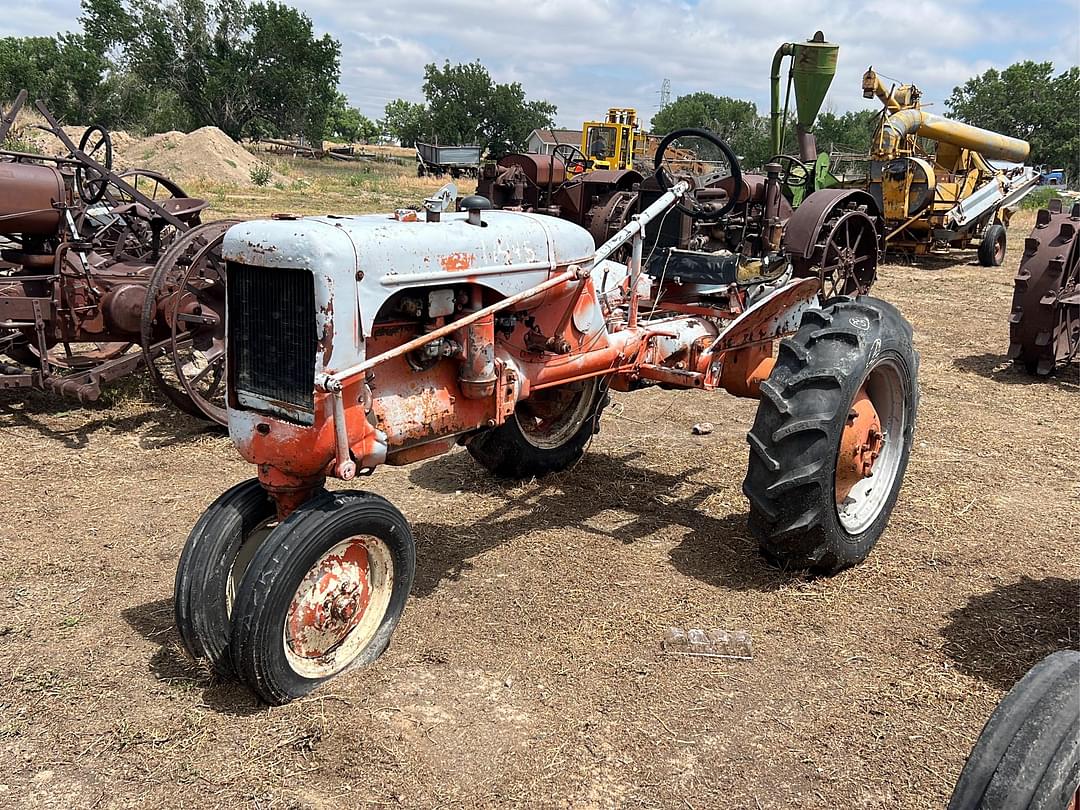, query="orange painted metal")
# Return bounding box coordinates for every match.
[834,387,884,502]
[716,343,777,398]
